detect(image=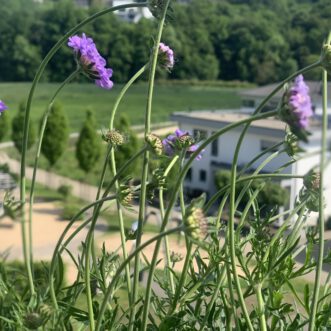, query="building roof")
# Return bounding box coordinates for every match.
[170,110,330,140]
[240,81,331,102]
